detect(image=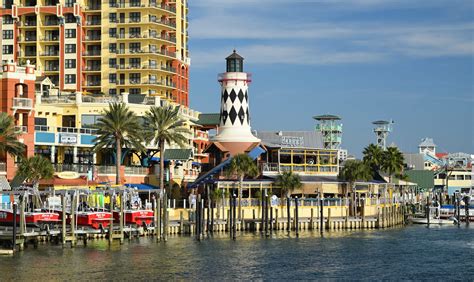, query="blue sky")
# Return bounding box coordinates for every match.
[187,0,473,156]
